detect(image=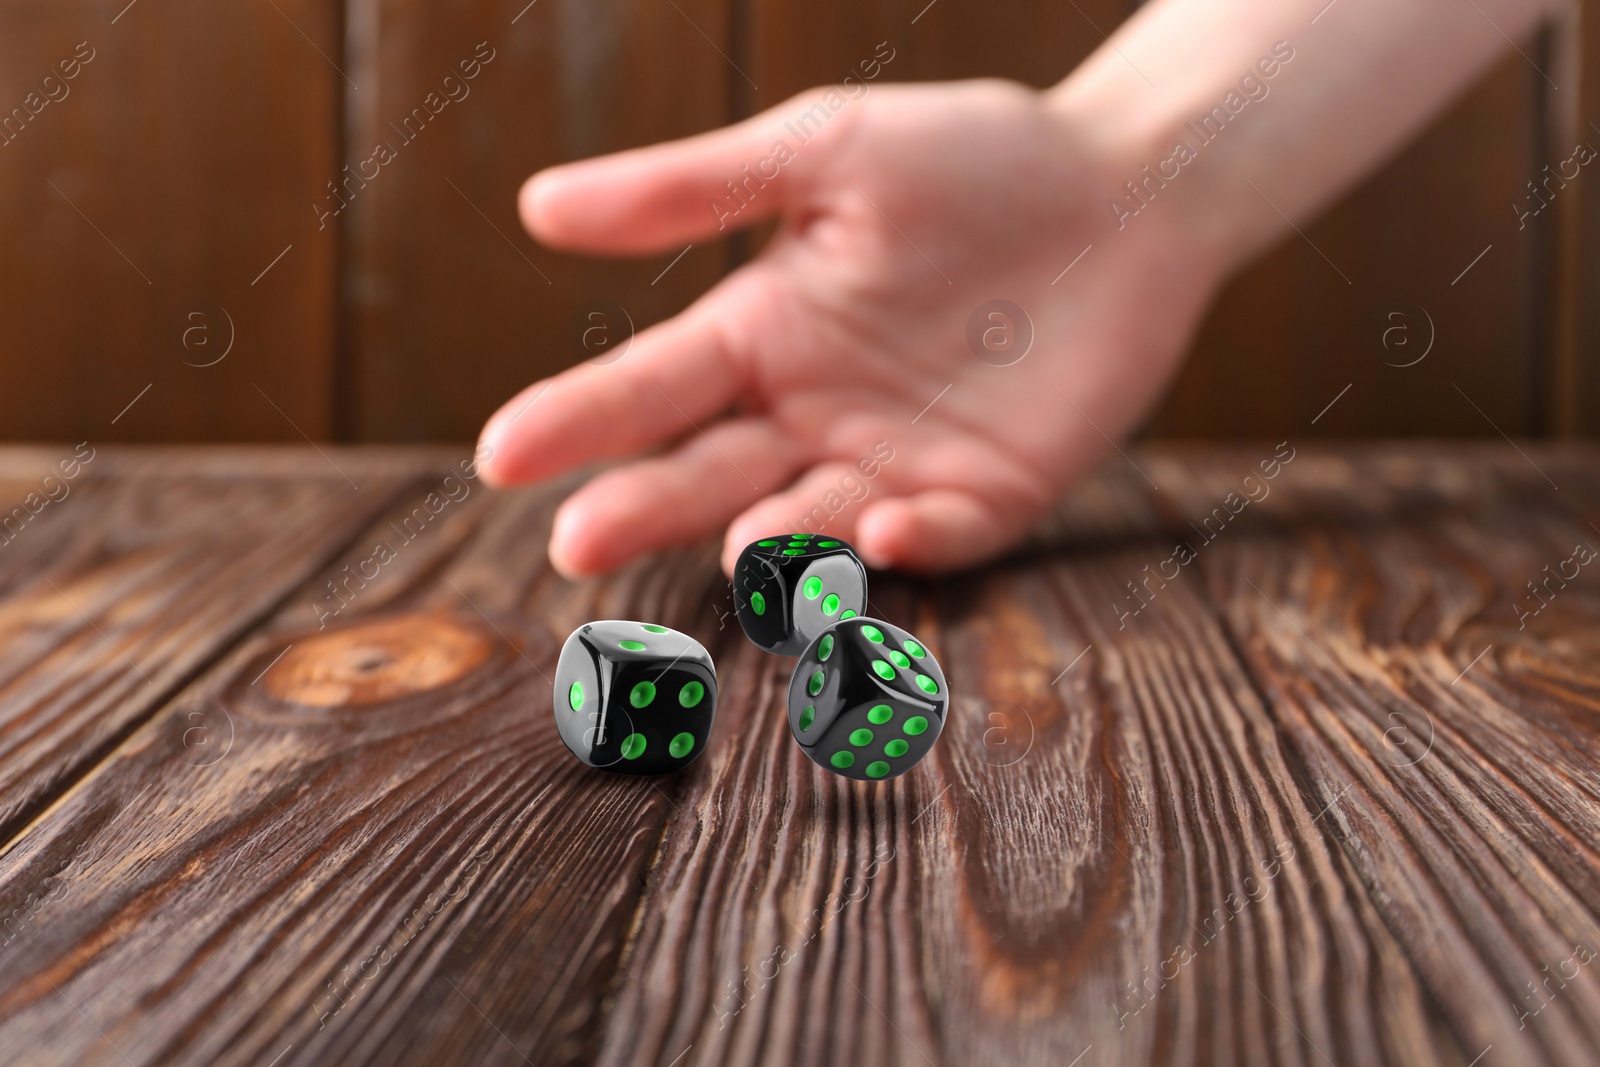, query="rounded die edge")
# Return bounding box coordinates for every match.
[552,621,719,776]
